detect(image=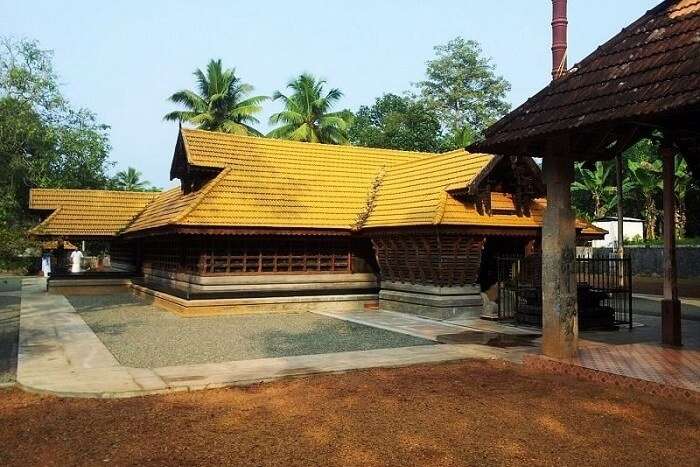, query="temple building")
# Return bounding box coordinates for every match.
[29,128,604,317]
